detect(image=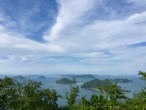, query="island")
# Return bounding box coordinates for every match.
[81,78,131,92]
[38,75,46,78]
[81,79,104,89]
[27,75,38,77]
[14,75,25,80]
[56,78,76,84]
[70,74,96,79]
[112,79,133,83]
